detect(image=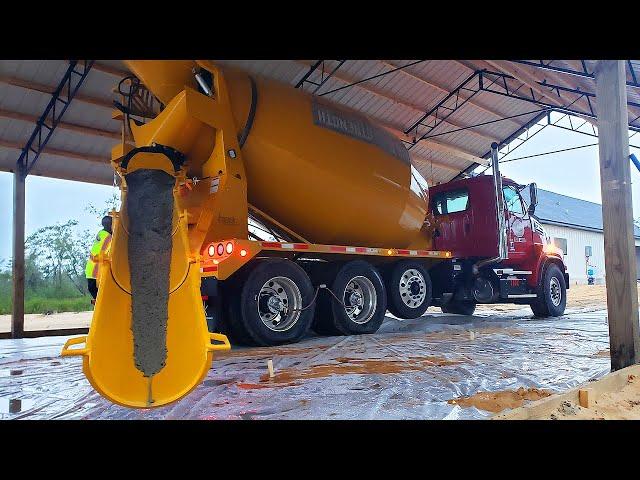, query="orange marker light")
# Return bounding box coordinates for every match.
[387,249,393,255]
[240,249,247,257]
[213,259,219,265]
